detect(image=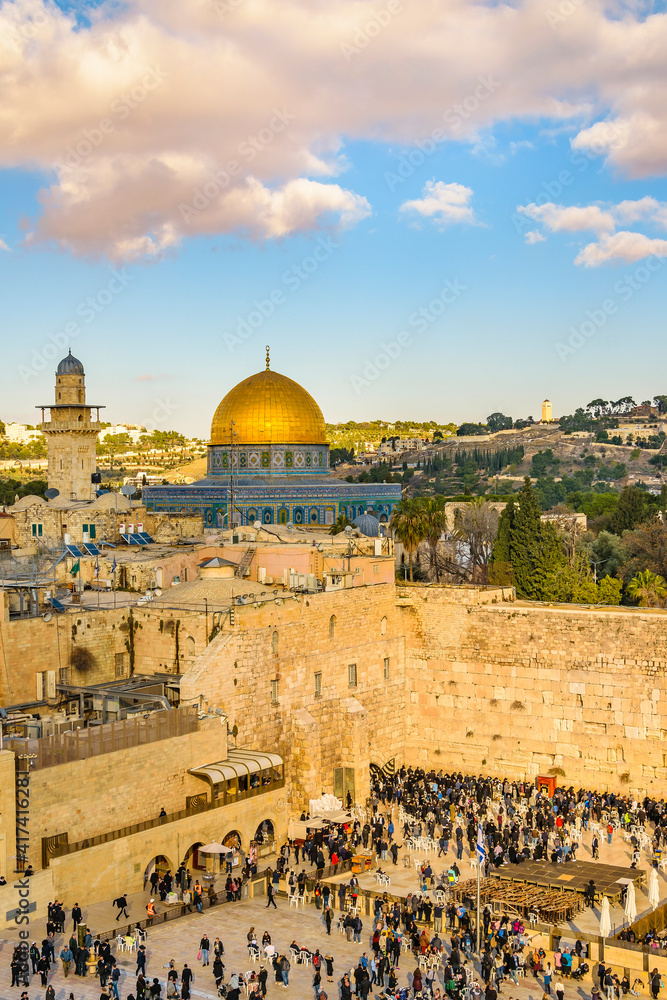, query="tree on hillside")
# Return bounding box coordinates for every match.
[418,497,448,582]
[454,498,499,583]
[621,521,667,582]
[653,395,667,414]
[391,499,424,582]
[610,486,651,534]
[626,569,667,608]
[590,531,627,579]
[586,399,609,417]
[597,575,623,605]
[486,412,513,433]
[491,477,566,599]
